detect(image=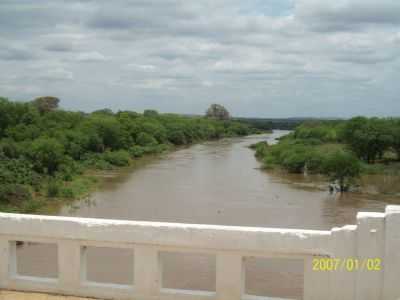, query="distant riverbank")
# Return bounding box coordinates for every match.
[251,119,400,197]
